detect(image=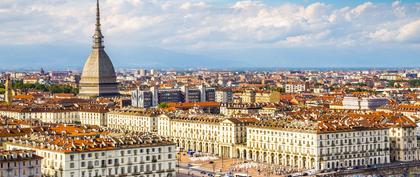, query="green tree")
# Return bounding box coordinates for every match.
[11,80,78,94]
[408,79,420,87]
[158,102,168,108]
